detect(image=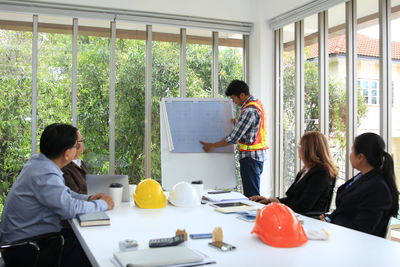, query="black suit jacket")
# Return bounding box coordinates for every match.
[330,168,392,238]
[279,165,332,213]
